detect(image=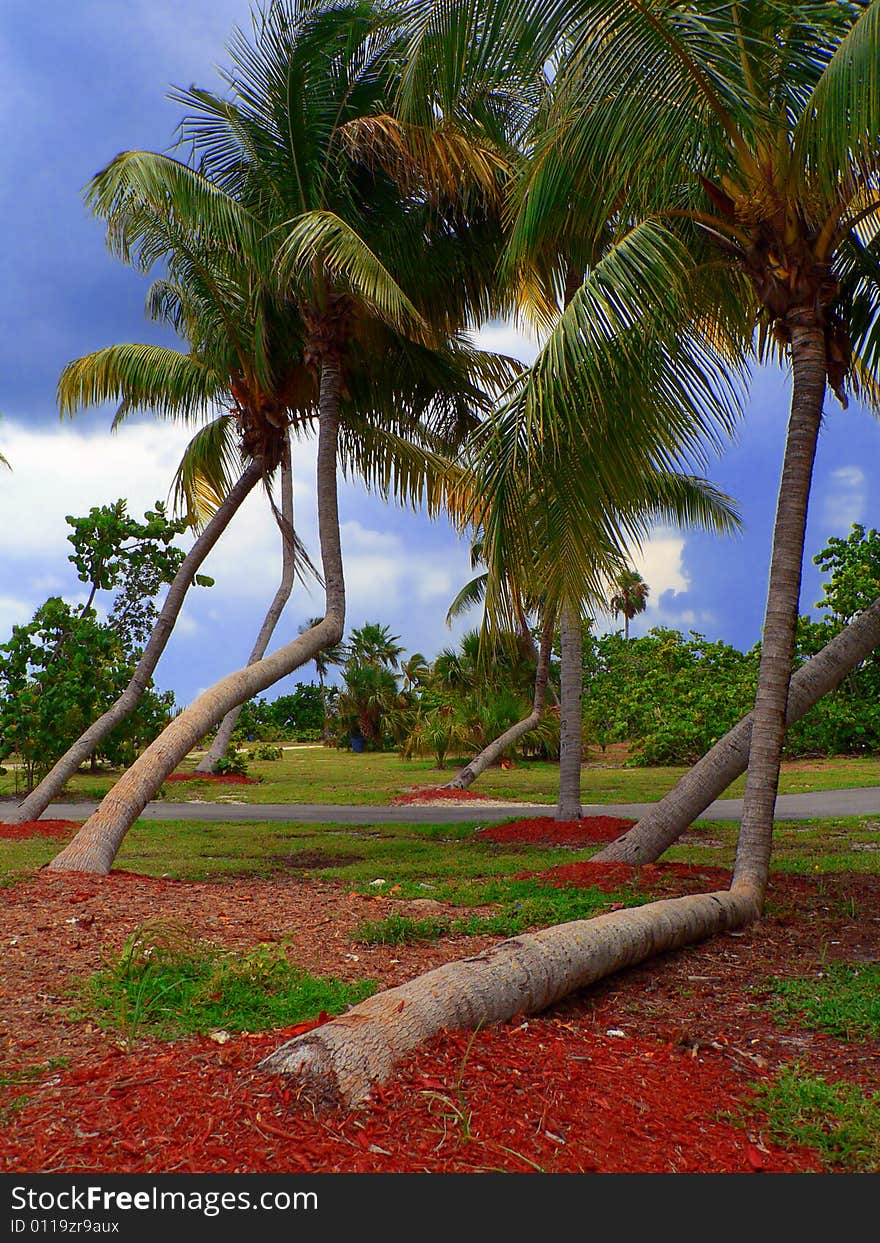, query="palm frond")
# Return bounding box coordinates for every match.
[57,345,223,424]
